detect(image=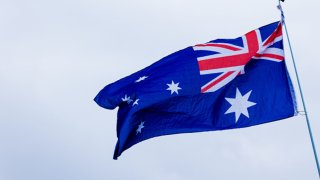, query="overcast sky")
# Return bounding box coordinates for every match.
[1,0,320,180]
